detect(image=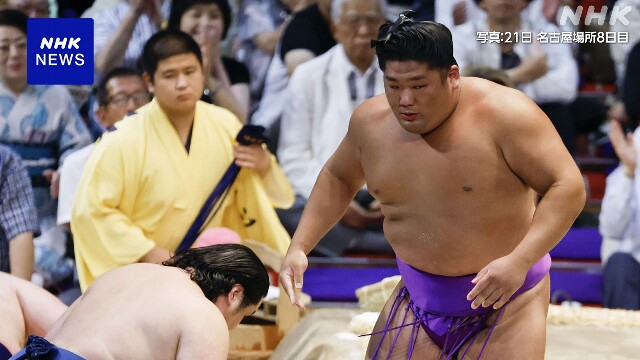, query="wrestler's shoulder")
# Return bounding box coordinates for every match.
[351,94,392,125]
[461,77,537,121]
